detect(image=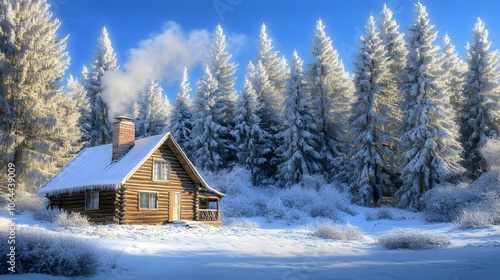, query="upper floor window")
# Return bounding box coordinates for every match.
[153,159,170,181]
[85,191,99,210]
